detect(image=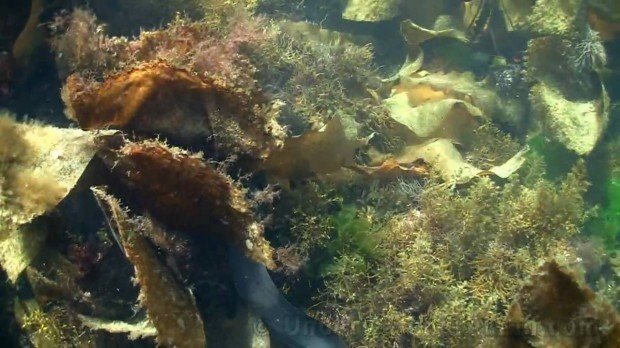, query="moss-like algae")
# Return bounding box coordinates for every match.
[309,205,381,278]
[311,162,591,347]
